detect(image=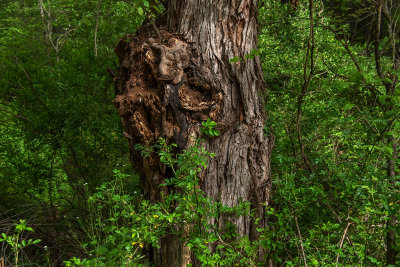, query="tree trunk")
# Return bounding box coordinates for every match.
[113,0,273,265]
[386,137,398,265]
